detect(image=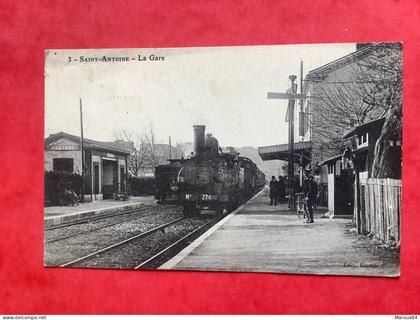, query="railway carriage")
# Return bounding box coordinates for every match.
[154,160,184,203]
